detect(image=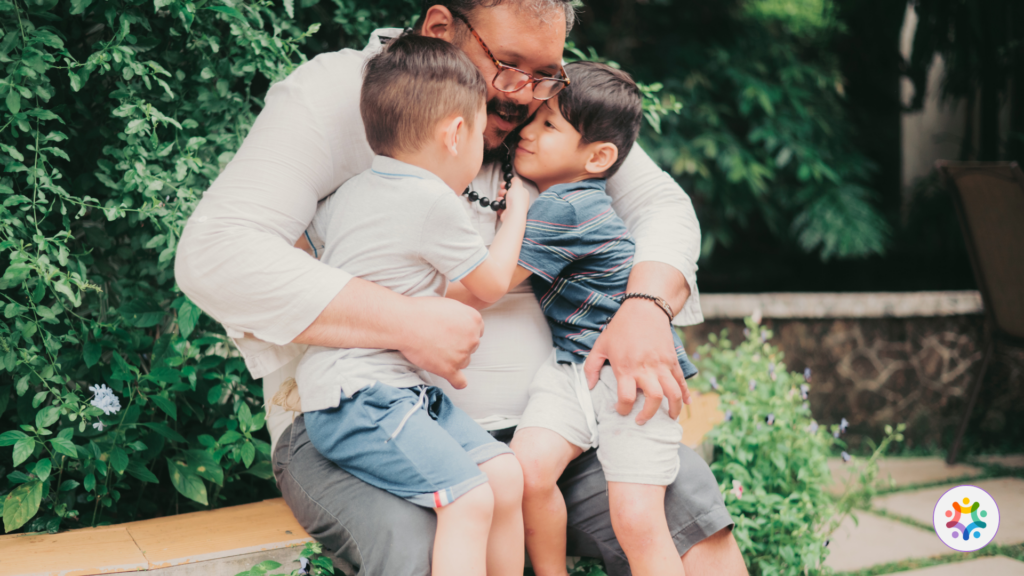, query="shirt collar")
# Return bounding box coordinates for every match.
[370,155,449,187]
[365,28,406,54]
[544,178,607,196]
